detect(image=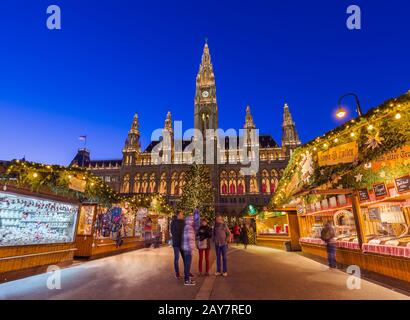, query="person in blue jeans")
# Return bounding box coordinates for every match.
[182,215,196,286]
[213,214,231,277]
[170,212,186,279]
[321,222,336,268]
